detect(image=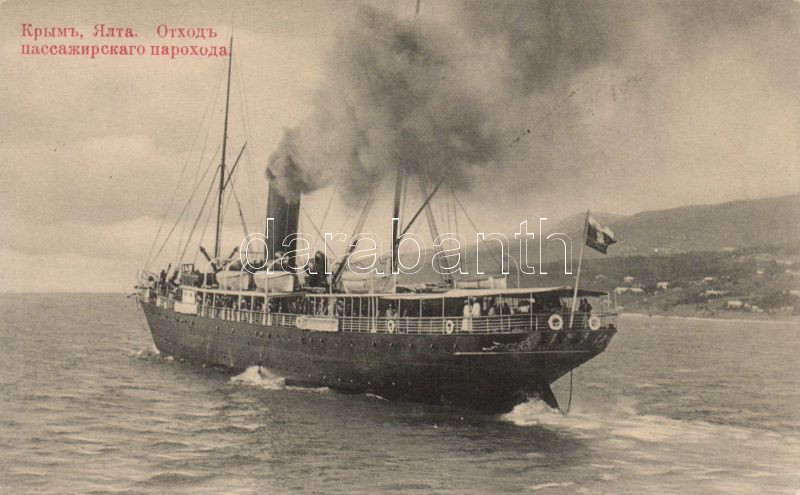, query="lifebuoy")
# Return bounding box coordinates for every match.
[588,316,602,331]
[387,320,396,333]
[444,319,455,335]
[547,314,564,331]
